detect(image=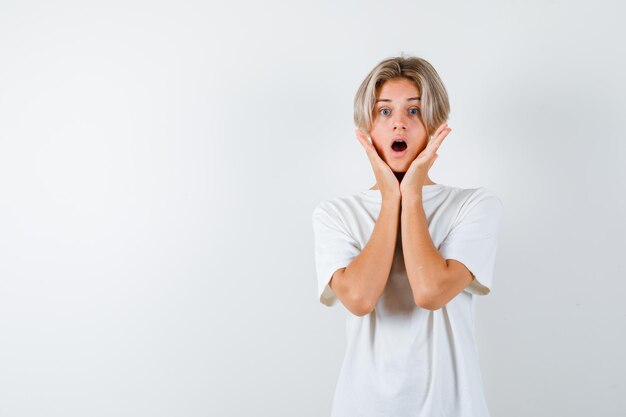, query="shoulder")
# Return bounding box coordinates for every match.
[312,195,352,233]
[454,186,503,213]
[437,186,503,229]
[312,196,344,220]
[312,191,371,220]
